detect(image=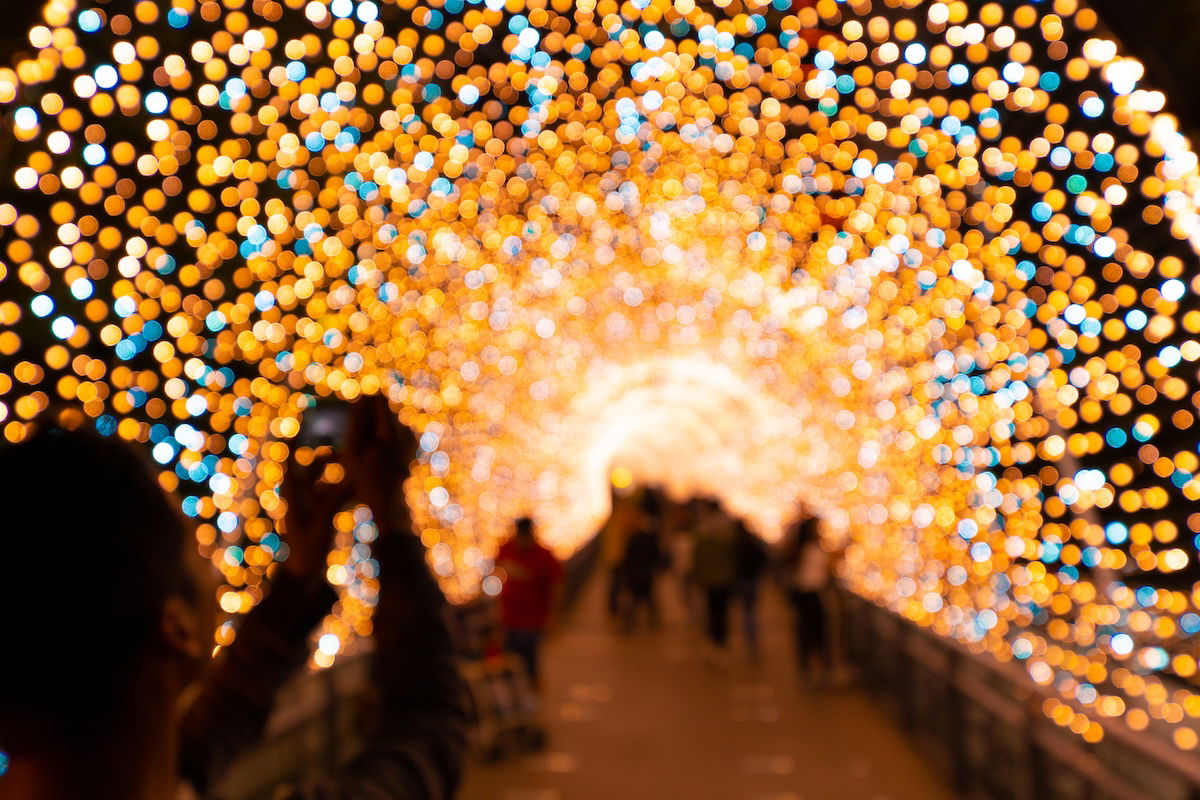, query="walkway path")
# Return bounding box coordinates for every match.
[458,575,956,800]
